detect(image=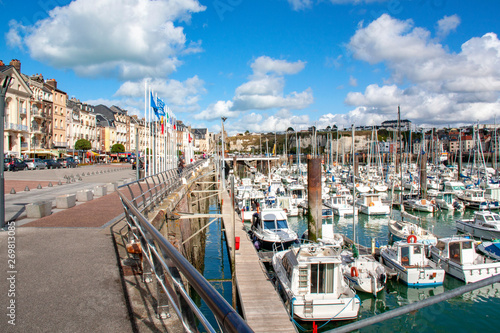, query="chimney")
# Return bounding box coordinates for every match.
[0,60,4,67]
[9,59,21,73]
[46,78,57,90]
